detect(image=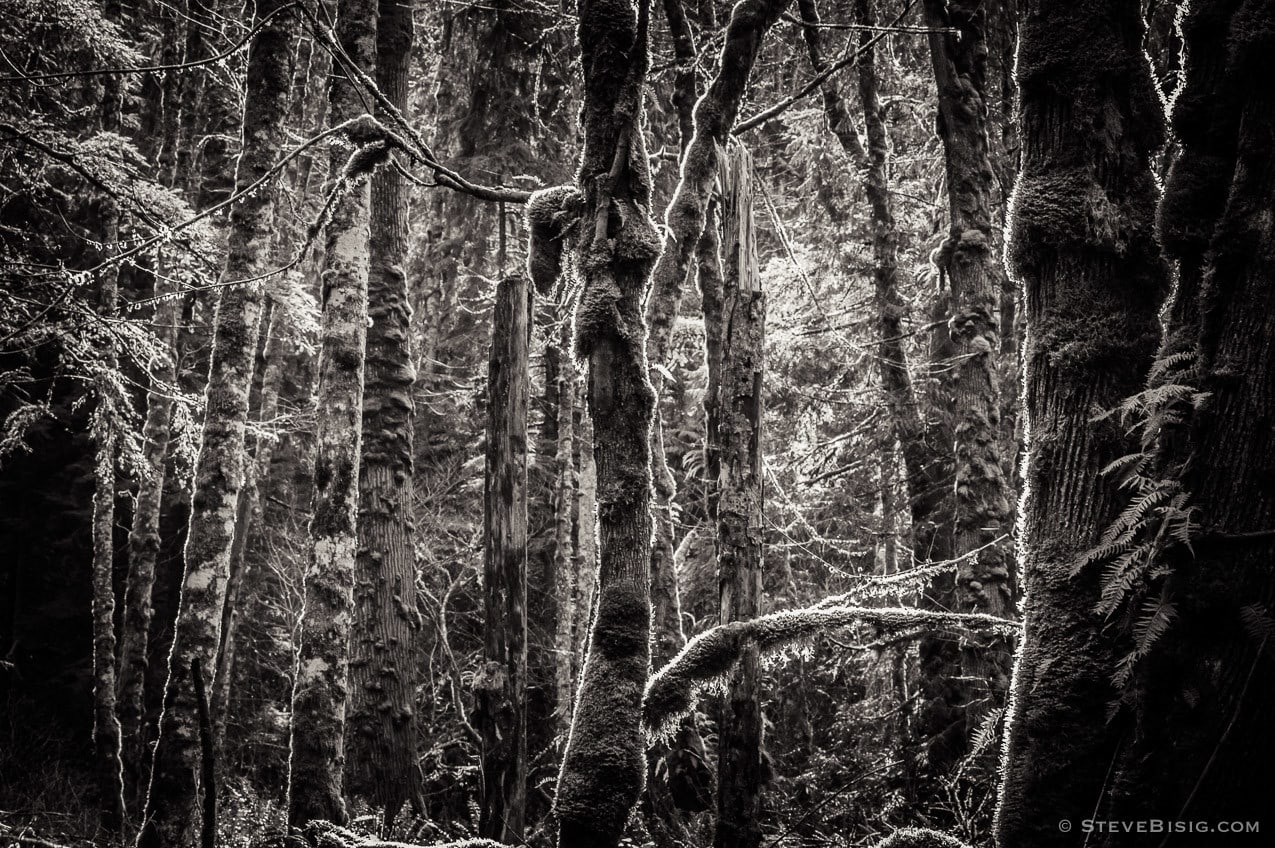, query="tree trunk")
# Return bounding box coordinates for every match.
[477,276,531,843]
[345,0,423,820]
[552,325,579,735]
[287,0,377,827]
[994,1,1168,844]
[551,3,661,847]
[1102,0,1275,830]
[140,4,298,845]
[118,260,180,806]
[921,0,1015,741]
[712,143,766,848]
